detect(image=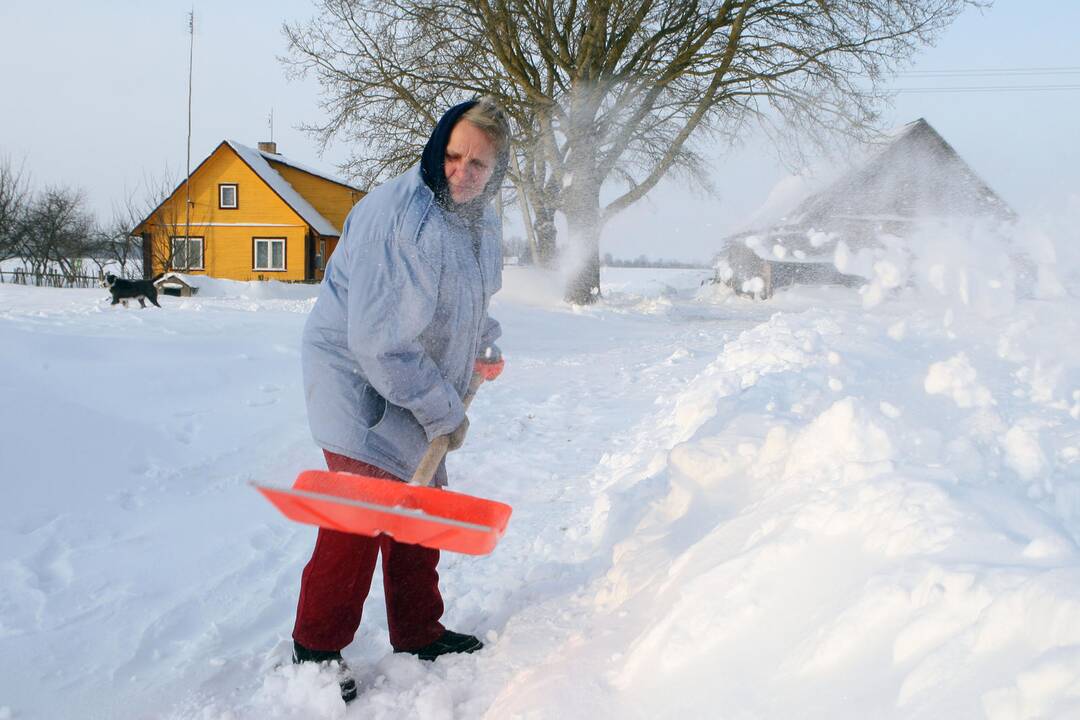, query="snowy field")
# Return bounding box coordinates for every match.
[2,253,1080,719]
